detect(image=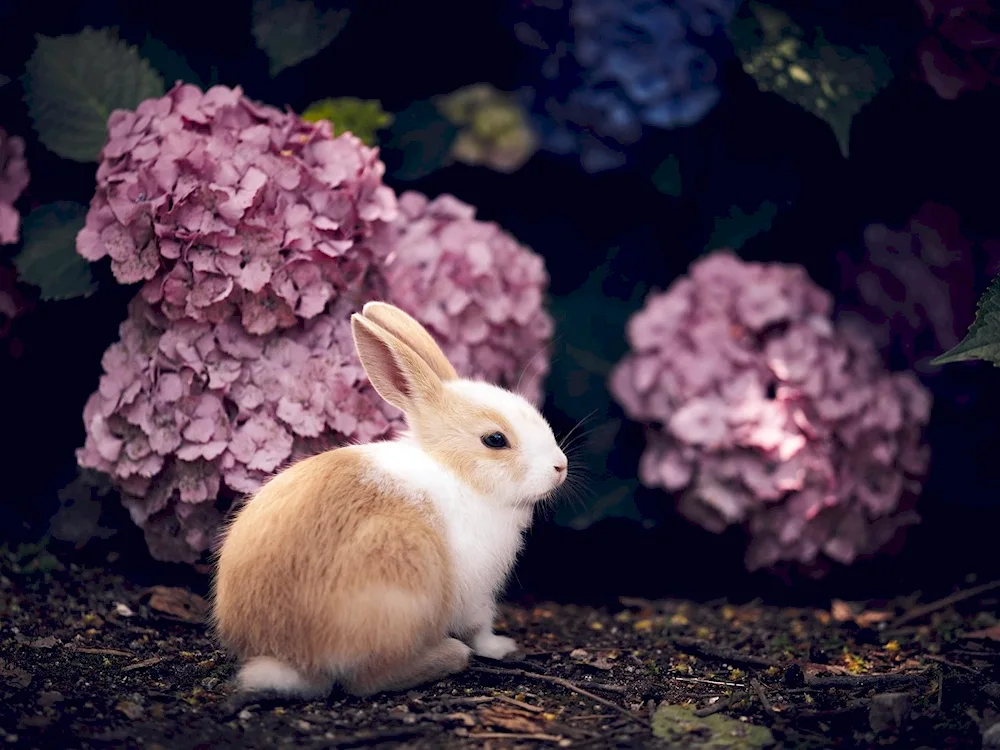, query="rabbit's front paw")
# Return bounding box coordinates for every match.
[472,632,519,660]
